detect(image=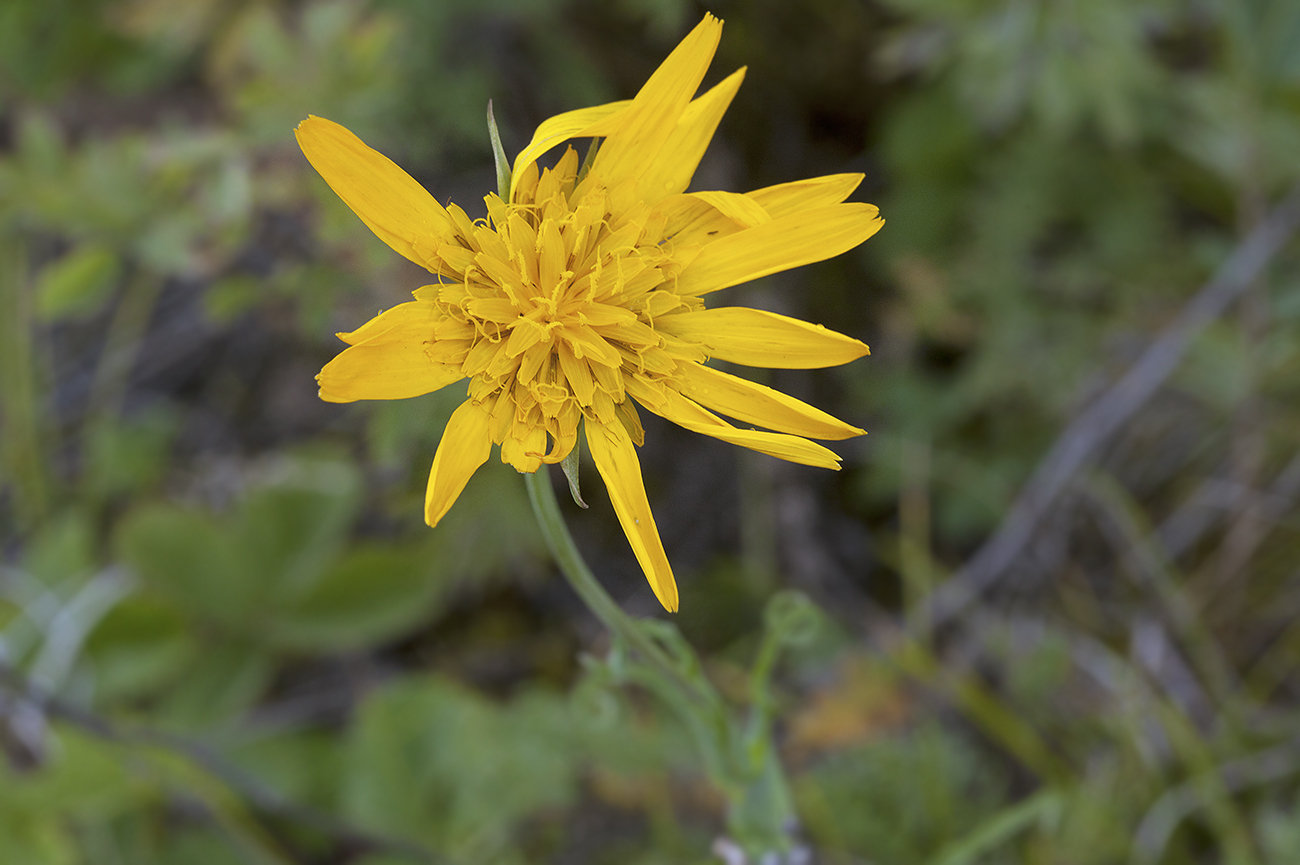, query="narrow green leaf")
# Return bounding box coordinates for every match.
[560,446,587,508]
[487,100,511,202]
